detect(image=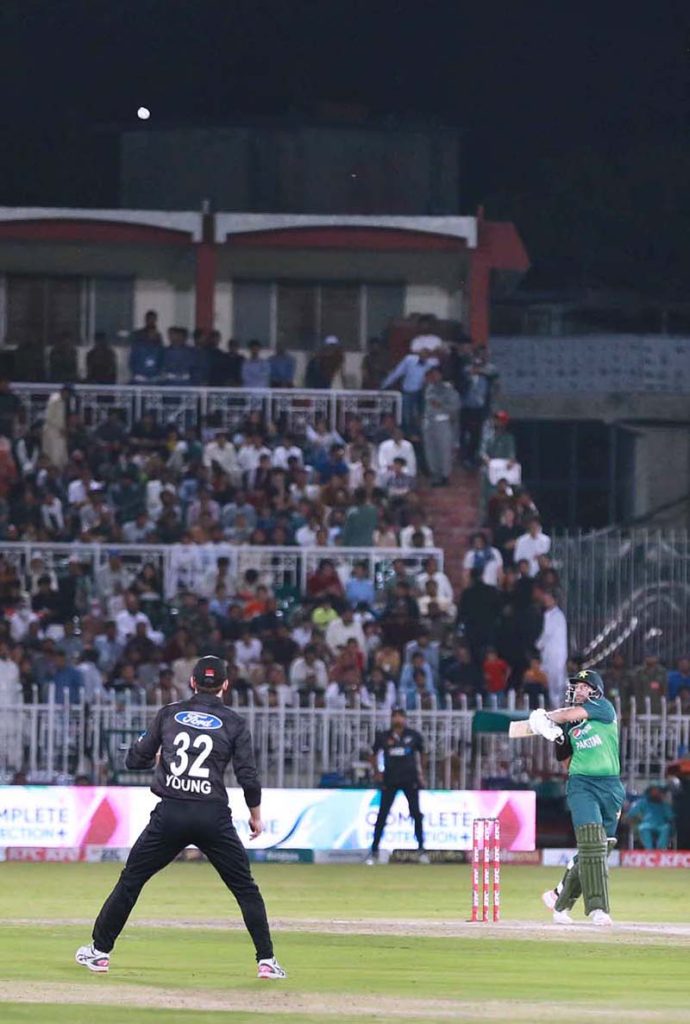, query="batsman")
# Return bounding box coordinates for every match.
[529,669,625,925]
